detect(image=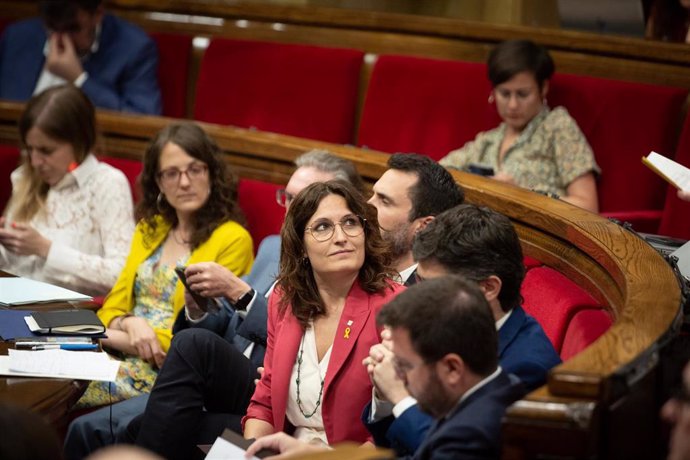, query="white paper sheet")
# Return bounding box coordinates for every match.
[0,277,92,306]
[205,436,259,460]
[0,350,119,381]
